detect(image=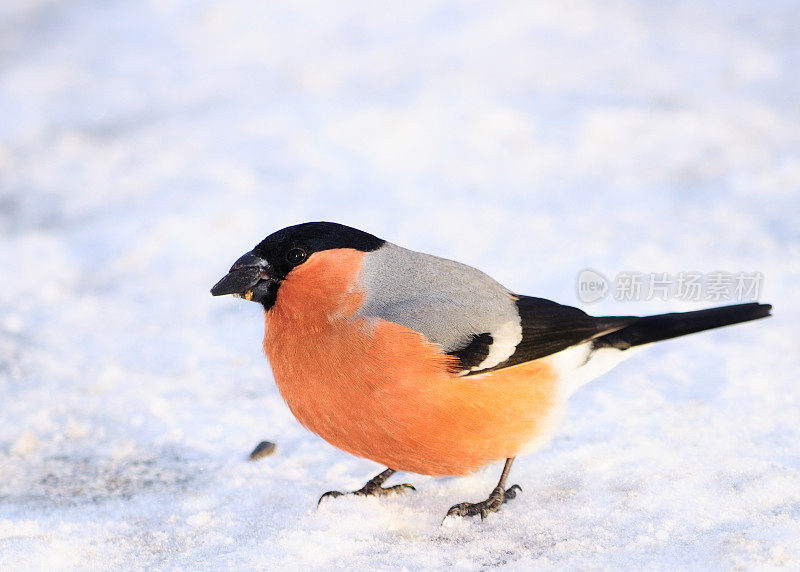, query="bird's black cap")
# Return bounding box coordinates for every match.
[211,222,385,309]
[252,222,385,272]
